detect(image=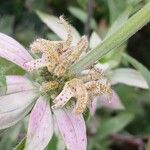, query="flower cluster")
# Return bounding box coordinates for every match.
[25,16,112,115]
[0,16,112,150]
[0,14,148,150]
